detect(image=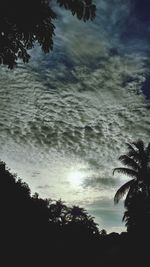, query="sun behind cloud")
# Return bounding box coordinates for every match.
[67,166,88,187]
